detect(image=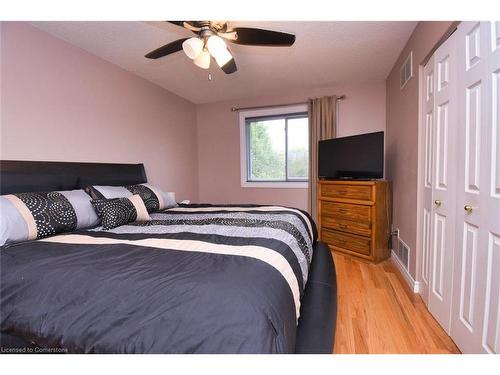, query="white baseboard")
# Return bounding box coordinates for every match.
[390,251,421,293]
